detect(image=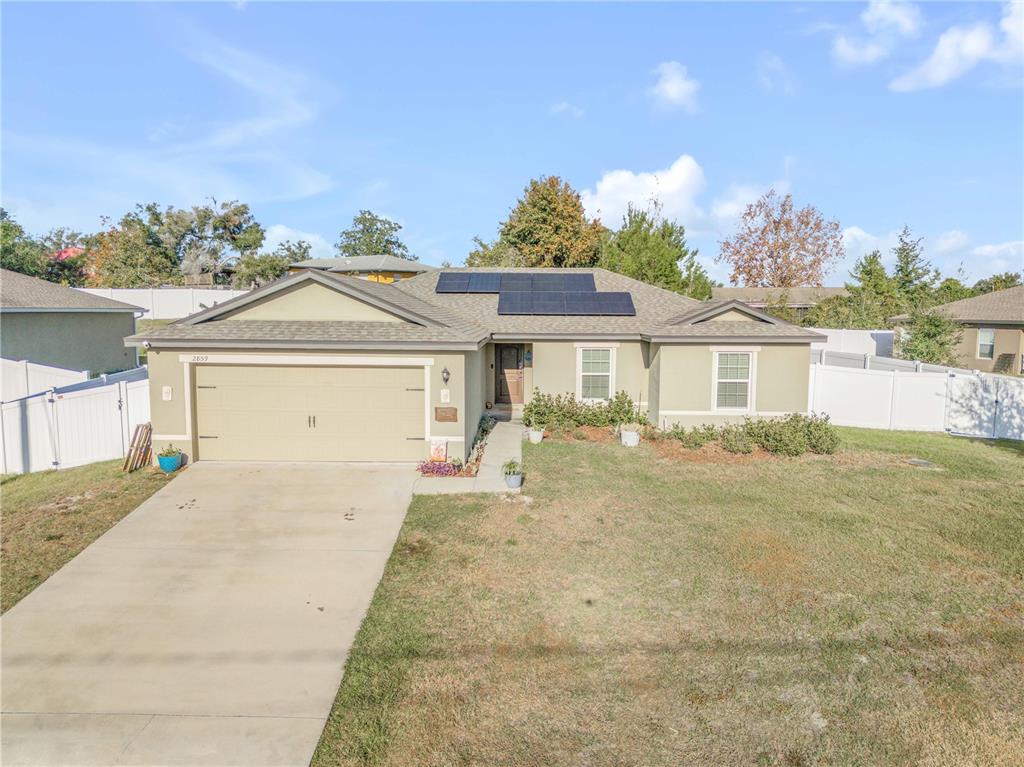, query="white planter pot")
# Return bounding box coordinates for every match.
[528,429,544,444]
[620,430,640,448]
